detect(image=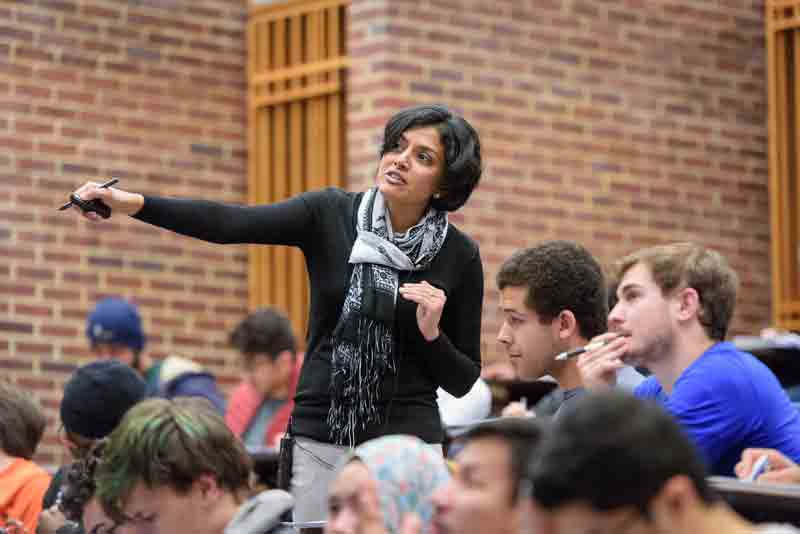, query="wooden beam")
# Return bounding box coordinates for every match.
[253,81,342,108]
[250,0,349,23]
[251,56,349,85]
